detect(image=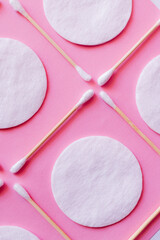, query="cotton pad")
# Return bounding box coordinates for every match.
[151,230,160,240]
[51,136,142,227]
[43,0,132,46]
[136,56,160,134]
[0,38,47,129]
[0,226,39,239]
